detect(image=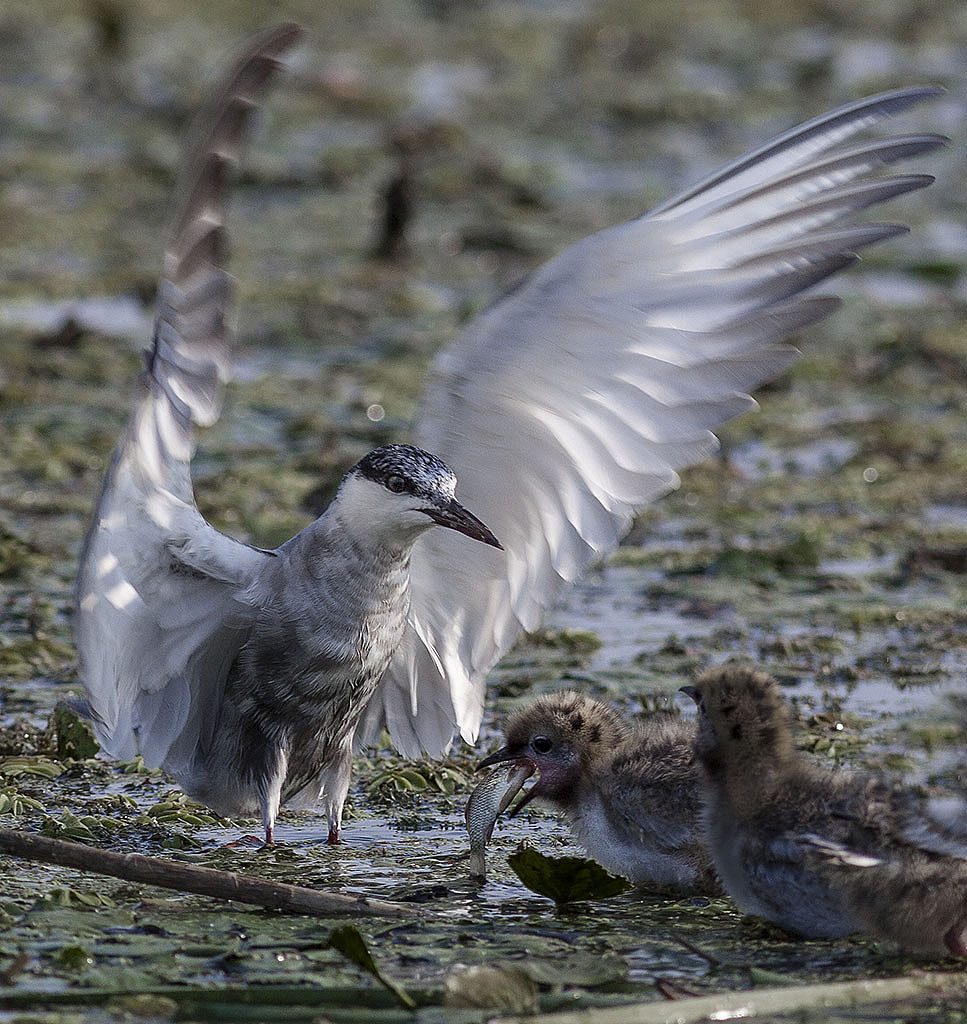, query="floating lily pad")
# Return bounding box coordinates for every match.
[507,846,632,905]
